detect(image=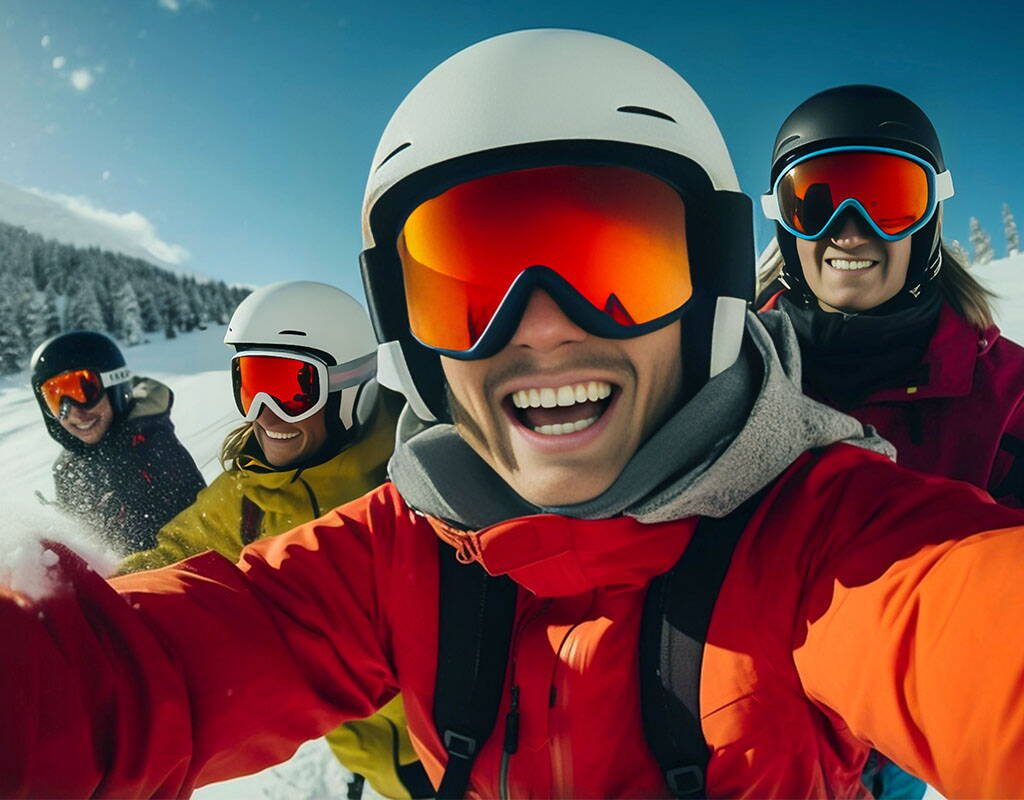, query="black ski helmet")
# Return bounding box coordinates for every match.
[30,331,134,447]
[768,85,948,305]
